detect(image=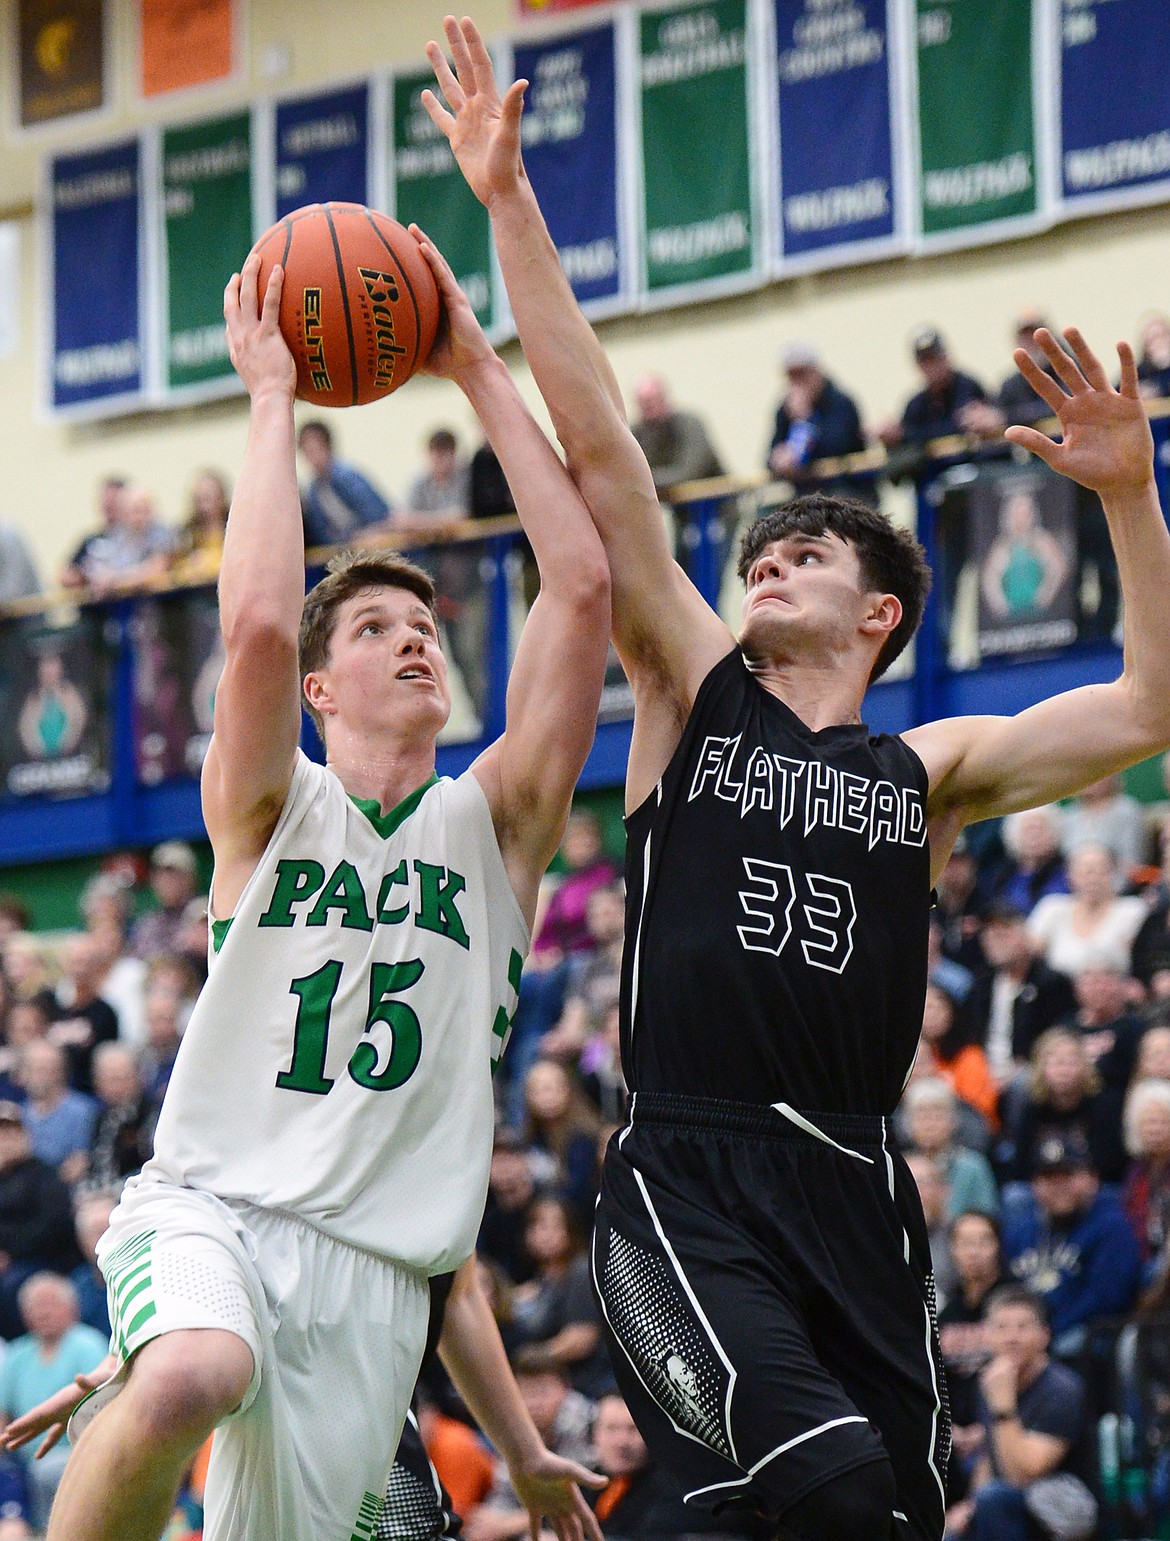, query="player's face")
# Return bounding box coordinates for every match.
[312,587,451,742]
[738,534,874,664]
